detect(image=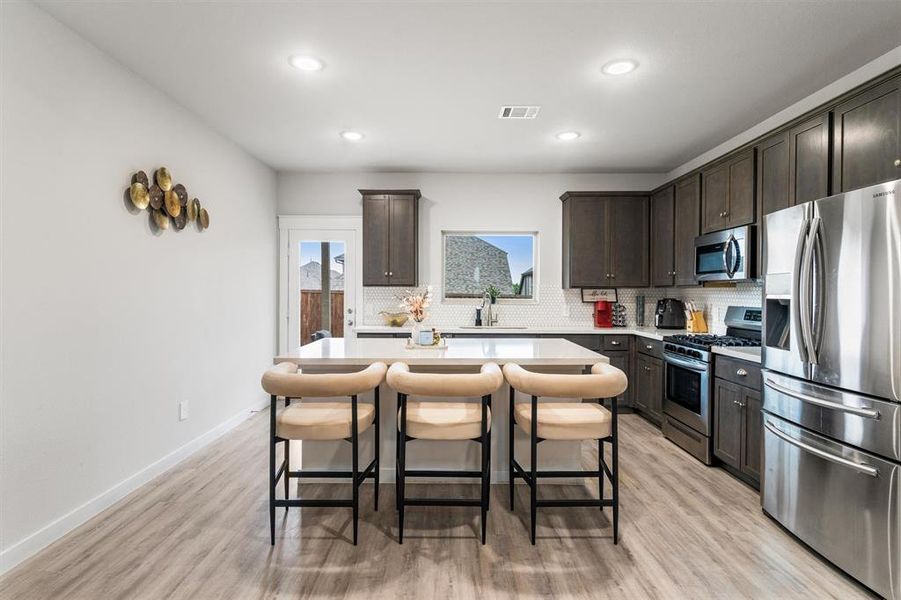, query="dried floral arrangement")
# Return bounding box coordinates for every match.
[398,285,433,323]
